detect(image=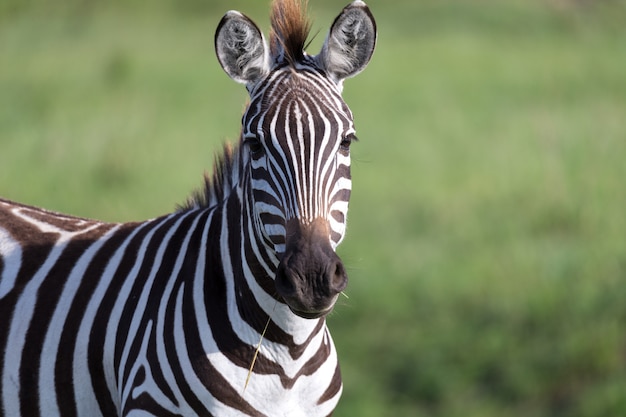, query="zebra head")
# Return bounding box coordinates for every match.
[215,0,376,319]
